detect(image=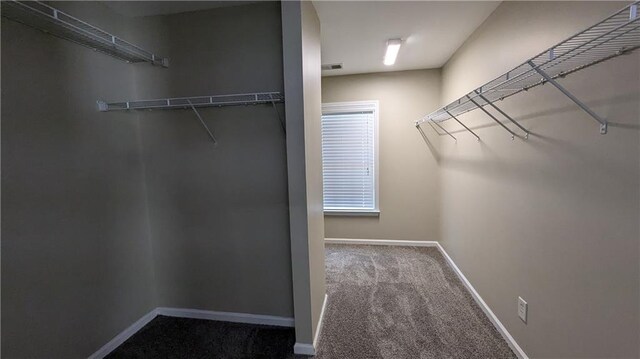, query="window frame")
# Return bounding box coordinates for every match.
[321,100,380,216]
